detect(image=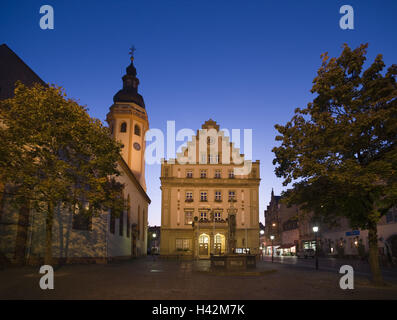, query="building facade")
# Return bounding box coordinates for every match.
[0,44,150,265]
[264,189,397,263]
[160,119,260,259]
[263,190,301,256]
